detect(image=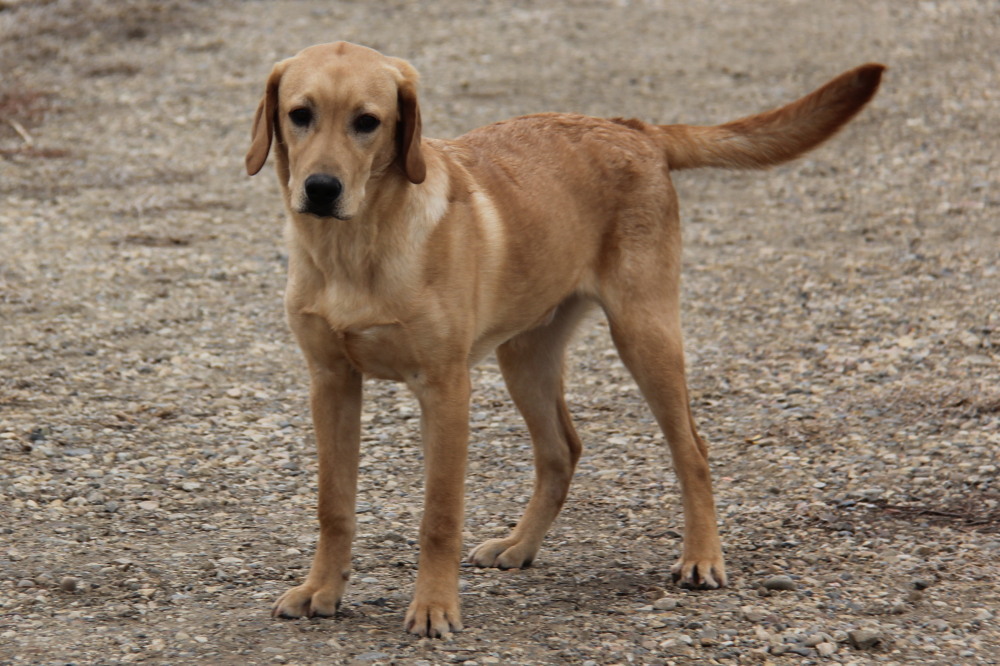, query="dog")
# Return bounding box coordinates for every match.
[246,41,882,636]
